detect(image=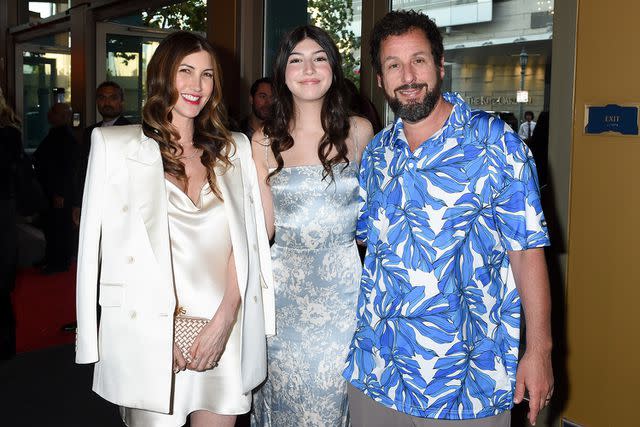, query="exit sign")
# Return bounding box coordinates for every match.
[585,104,639,136]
